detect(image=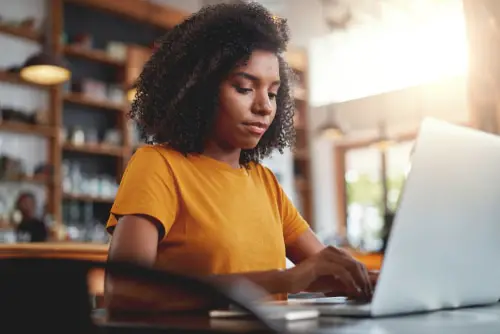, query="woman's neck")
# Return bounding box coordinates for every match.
[203,141,241,168]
